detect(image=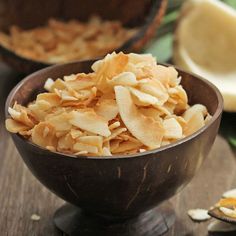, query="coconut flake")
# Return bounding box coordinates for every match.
[188,209,211,221]
[223,188,236,199]
[31,214,41,221]
[208,220,236,232]
[220,207,236,218]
